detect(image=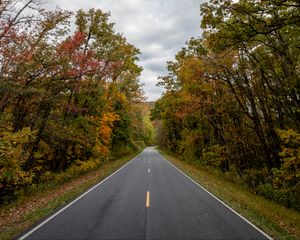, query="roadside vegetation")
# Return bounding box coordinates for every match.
[0,0,152,205]
[151,0,300,213]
